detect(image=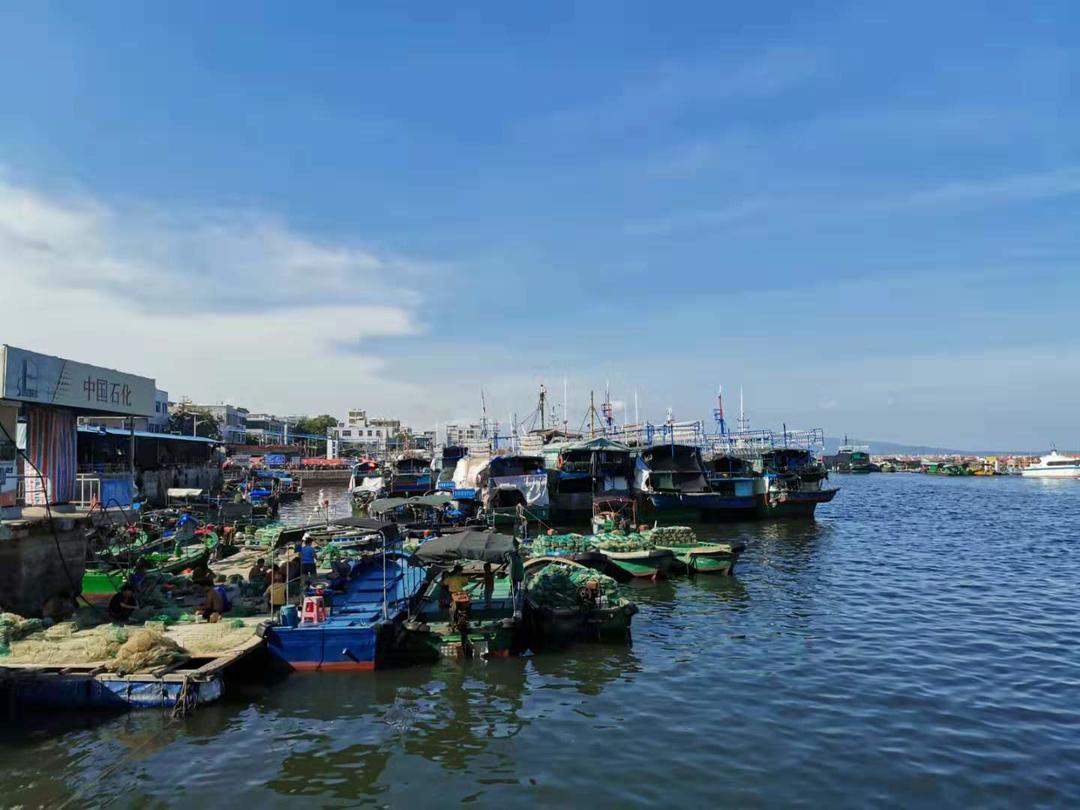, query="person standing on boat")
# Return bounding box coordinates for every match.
[508,543,525,610]
[299,537,318,584]
[482,563,495,607]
